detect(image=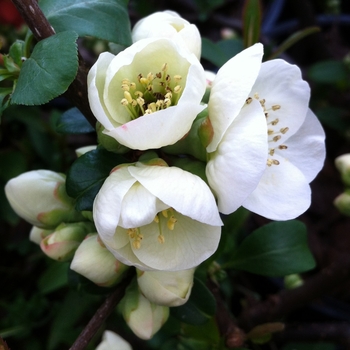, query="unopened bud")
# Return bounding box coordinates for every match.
[71,234,129,286]
[5,170,85,229]
[334,191,350,216]
[96,330,132,350]
[137,268,195,306]
[29,226,53,245]
[121,280,169,340]
[335,154,350,186]
[40,222,95,261]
